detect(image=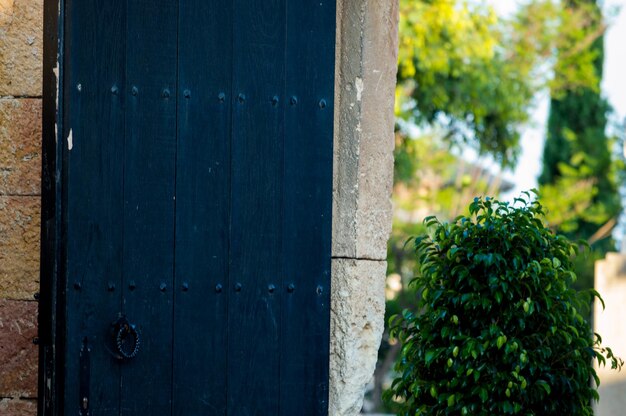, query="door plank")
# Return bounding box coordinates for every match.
[173,0,232,414]
[64,0,126,414]
[228,0,286,413]
[121,0,178,414]
[281,0,336,414]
